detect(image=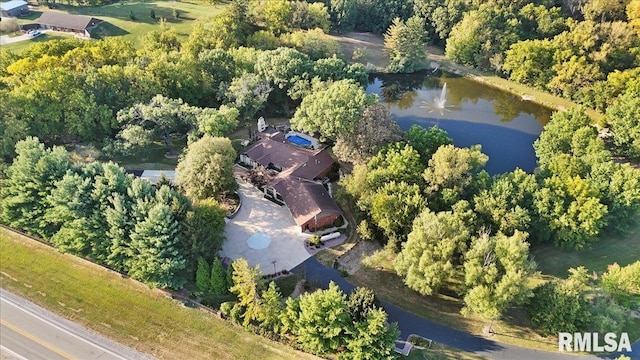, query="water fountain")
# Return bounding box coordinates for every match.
[434,83,447,109]
[418,82,449,115]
